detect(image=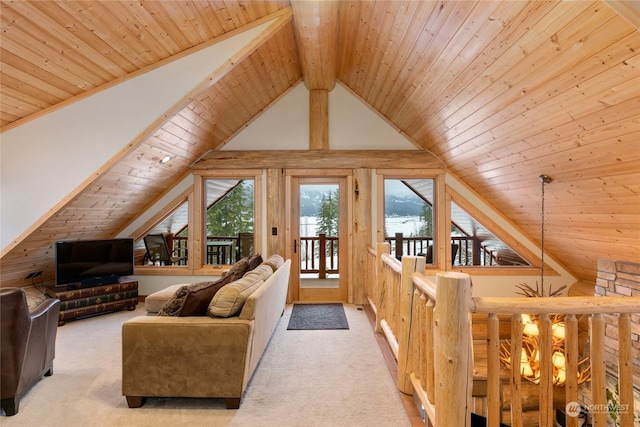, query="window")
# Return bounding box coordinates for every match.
[140,200,189,266]
[383,178,435,262]
[203,178,255,266]
[450,201,528,267]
